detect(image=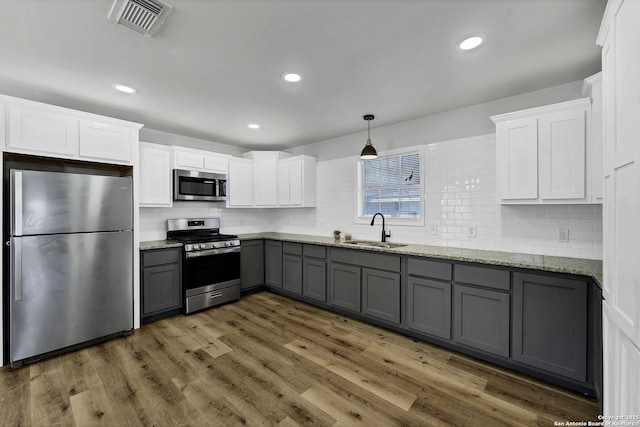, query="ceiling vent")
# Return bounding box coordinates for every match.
[108,0,174,37]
